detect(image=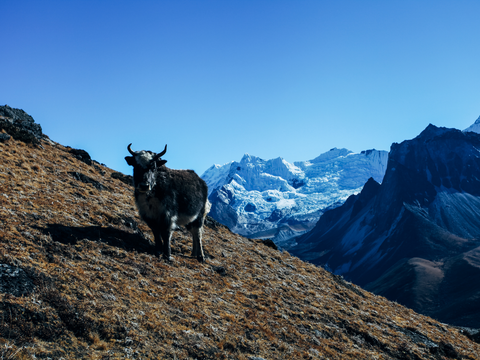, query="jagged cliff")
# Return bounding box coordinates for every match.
[290,124,480,328]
